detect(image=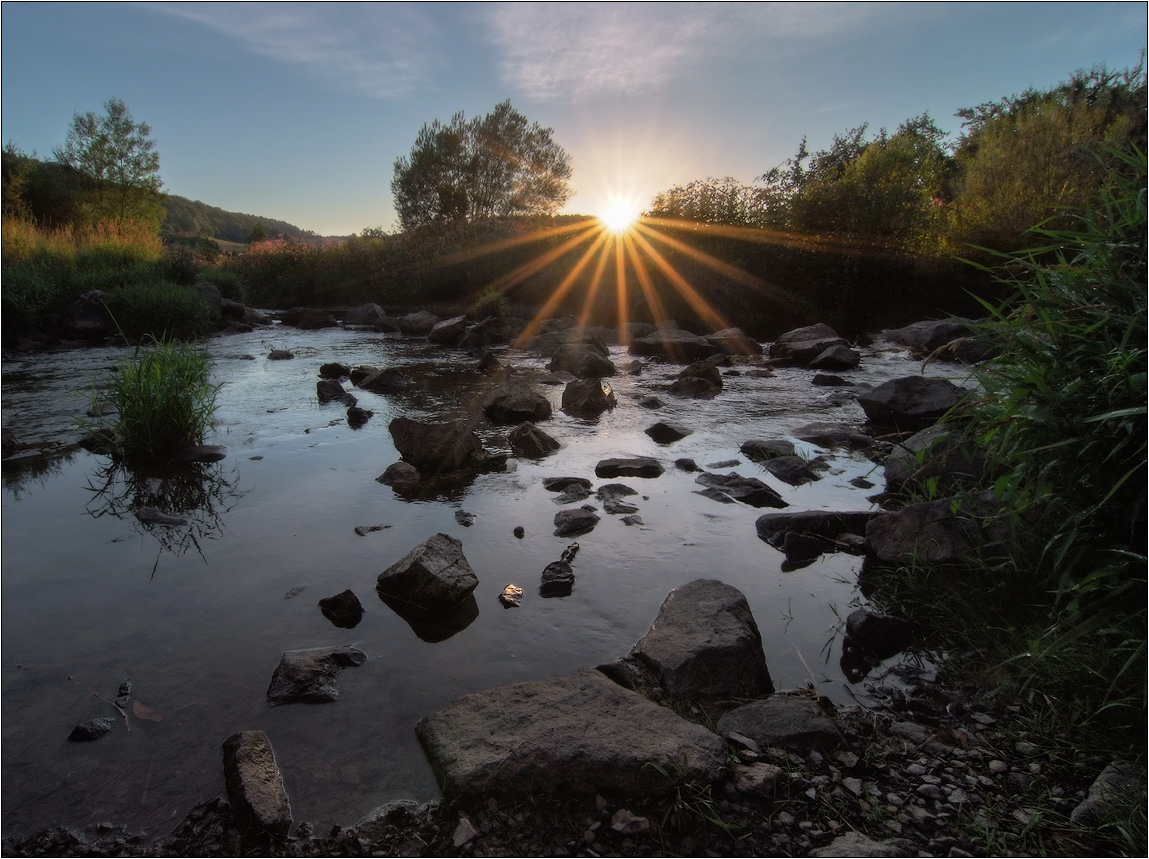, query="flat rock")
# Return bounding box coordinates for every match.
[865,494,1007,565]
[627,579,773,700]
[755,510,877,547]
[694,472,786,508]
[768,323,849,365]
[222,730,293,838]
[792,422,874,450]
[595,457,664,479]
[554,508,600,537]
[857,376,969,428]
[717,695,842,750]
[428,315,468,345]
[740,439,796,461]
[376,533,479,613]
[482,382,553,424]
[357,367,407,394]
[761,455,821,486]
[543,476,593,492]
[316,379,356,406]
[809,831,914,857]
[266,645,367,705]
[389,417,486,476]
[415,668,727,797]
